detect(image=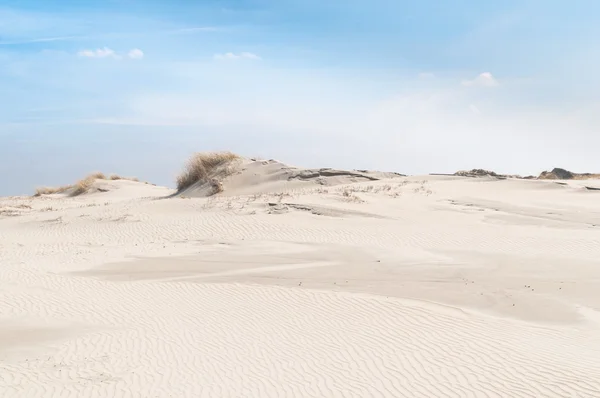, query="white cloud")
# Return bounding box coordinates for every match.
[0,35,86,45]
[174,27,220,33]
[95,78,598,177]
[213,52,261,61]
[7,55,599,179]
[461,72,499,87]
[77,47,118,59]
[128,48,144,59]
[418,72,435,79]
[469,104,481,114]
[0,25,220,46]
[77,48,144,60]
